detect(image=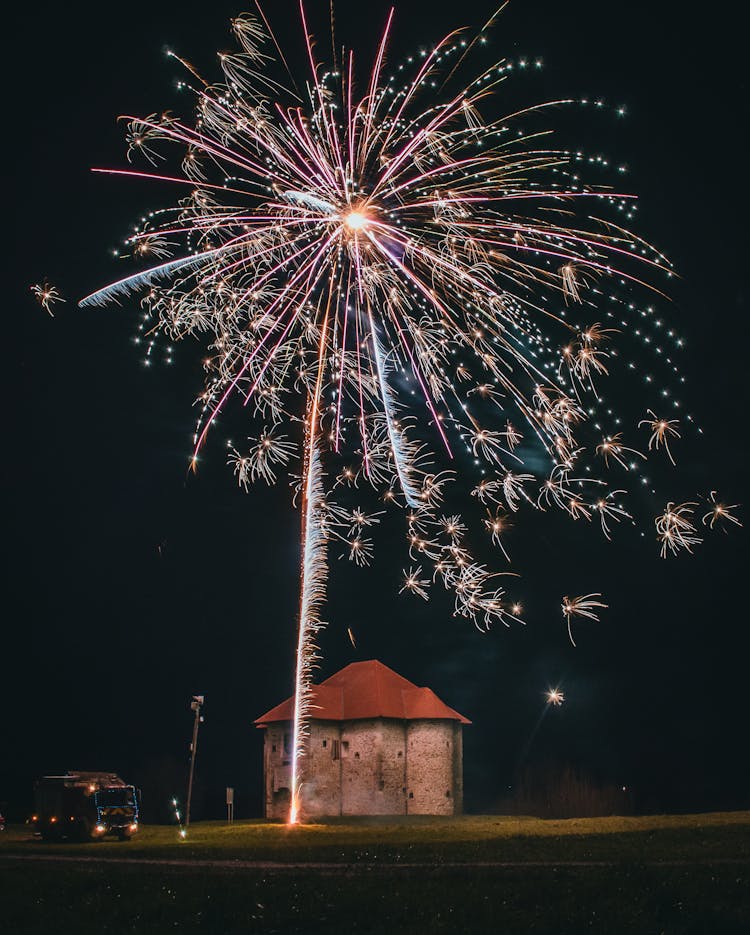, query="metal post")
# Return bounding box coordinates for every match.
[185,695,204,828]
